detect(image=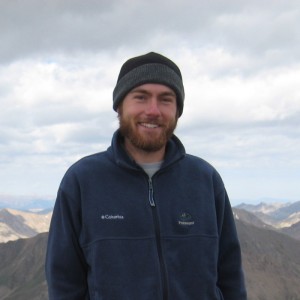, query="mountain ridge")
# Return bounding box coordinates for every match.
[0,233,48,300]
[0,208,52,243]
[236,219,300,299]
[1,220,300,299]
[0,197,55,211]
[236,200,300,229]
